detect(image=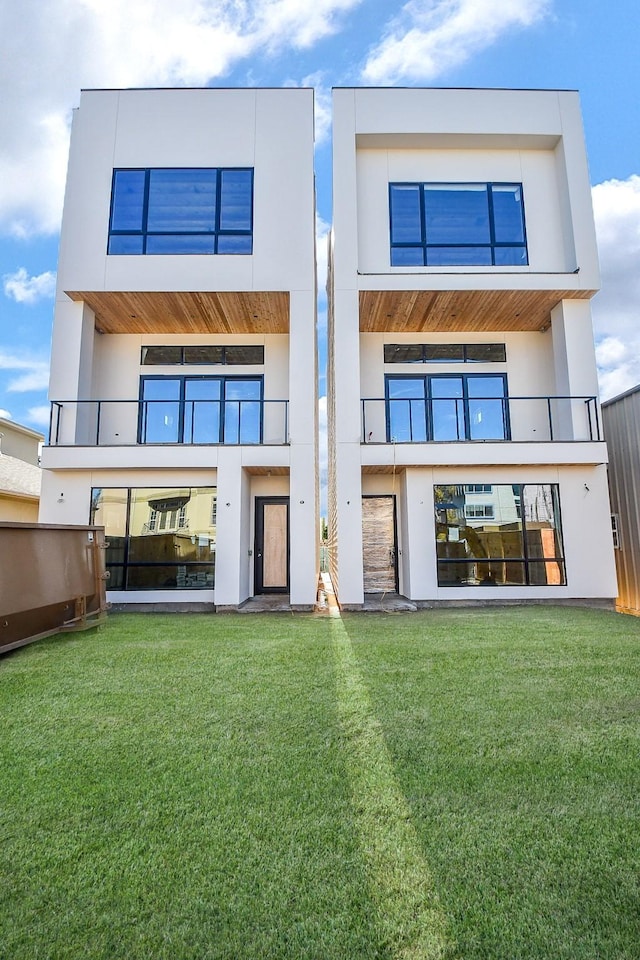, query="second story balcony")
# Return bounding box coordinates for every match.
[361,393,602,445]
[48,397,289,447]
